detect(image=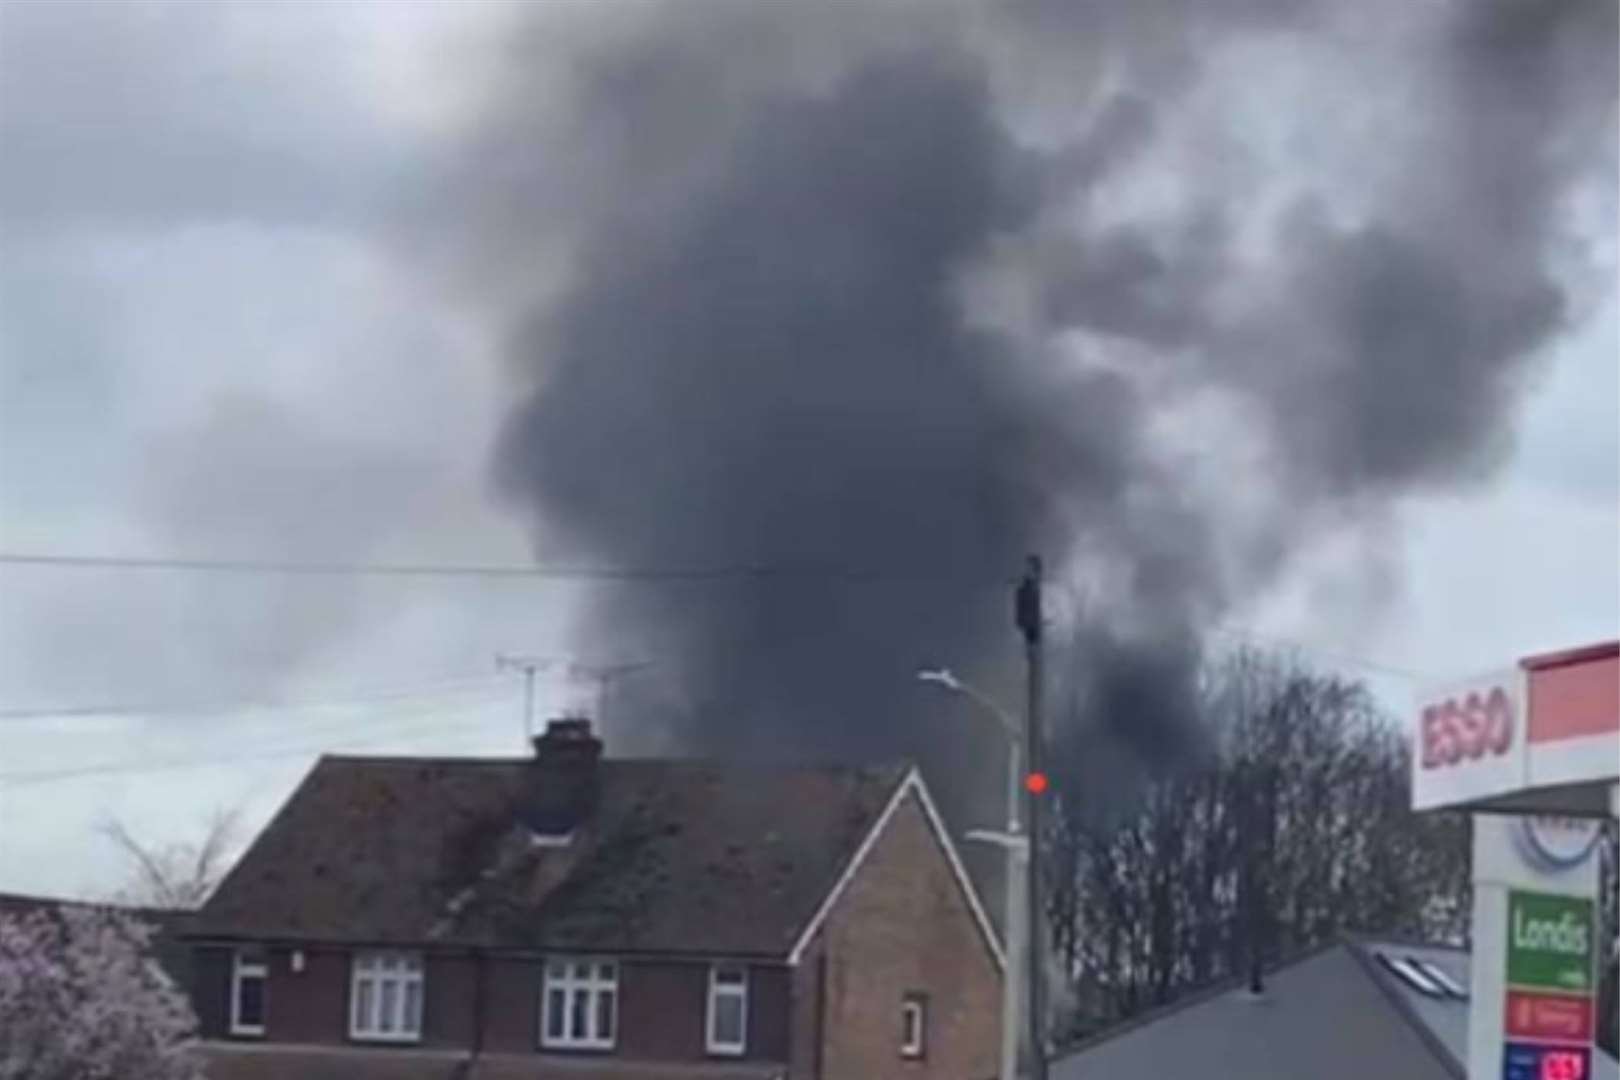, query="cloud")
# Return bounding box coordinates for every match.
[0,0,1612,897]
[436,0,1615,810]
[0,0,425,234]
